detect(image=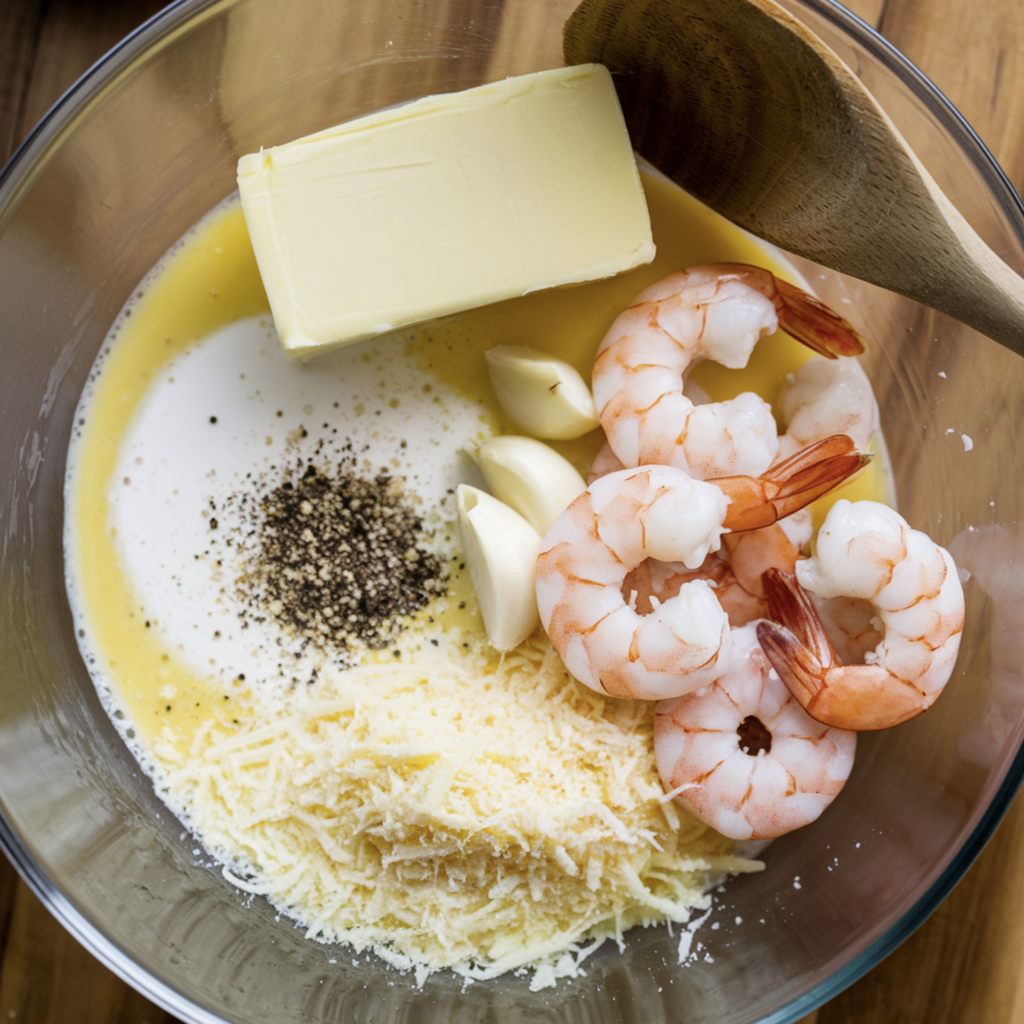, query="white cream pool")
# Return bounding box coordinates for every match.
[95,313,485,691]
